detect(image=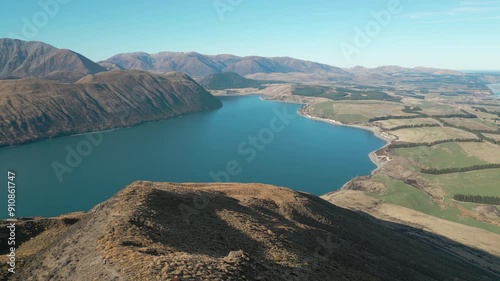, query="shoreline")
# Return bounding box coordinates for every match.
[298,110,390,171]
[248,92,394,192]
[294,103,393,192]
[217,94,393,180]
[298,109,392,190]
